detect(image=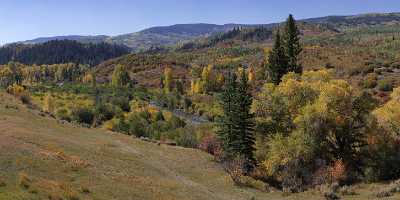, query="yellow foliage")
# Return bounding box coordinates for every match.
[255,69,368,176]
[130,99,150,112]
[43,93,55,113]
[263,132,314,176]
[216,73,225,86]
[248,68,255,83]
[6,84,25,96]
[237,67,244,77]
[190,79,203,94]
[82,72,96,87]
[374,87,400,136]
[164,67,173,93]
